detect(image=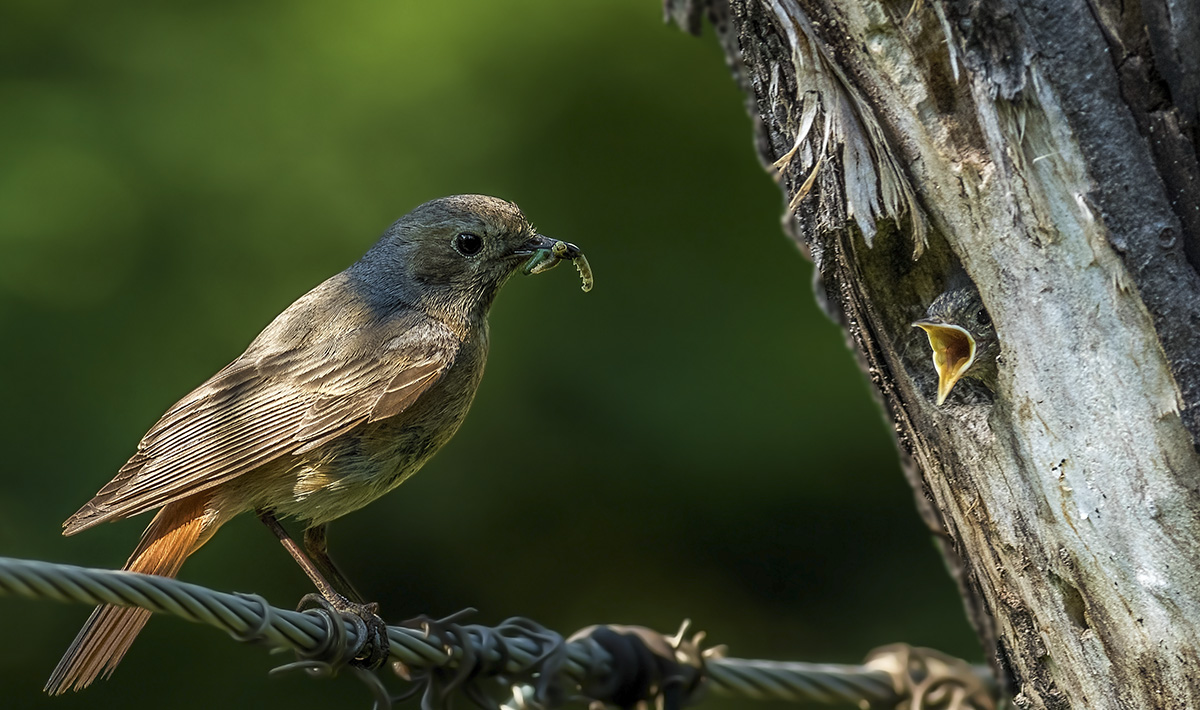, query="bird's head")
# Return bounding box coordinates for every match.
[912,285,999,405]
[355,194,580,326]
